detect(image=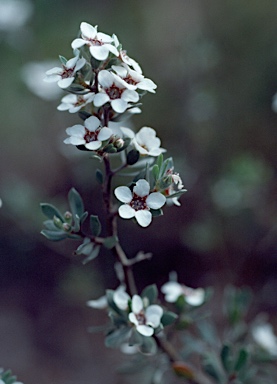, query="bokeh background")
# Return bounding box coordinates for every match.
[1,0,277,383]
